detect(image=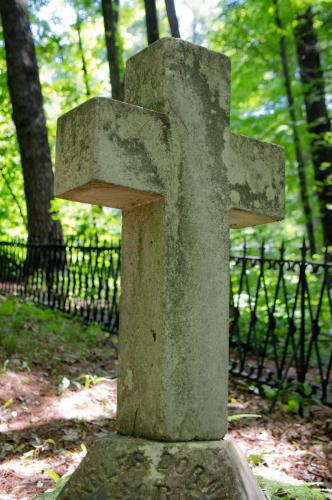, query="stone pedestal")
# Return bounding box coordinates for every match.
[58,433,264,500]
